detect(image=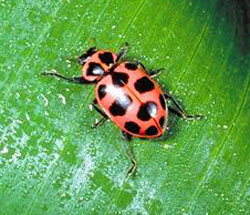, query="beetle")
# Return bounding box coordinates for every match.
[42,44,201,175]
